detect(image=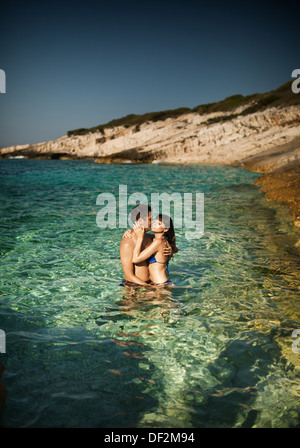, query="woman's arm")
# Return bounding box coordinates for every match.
[132,226,160,264]
[132,238,160,263]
